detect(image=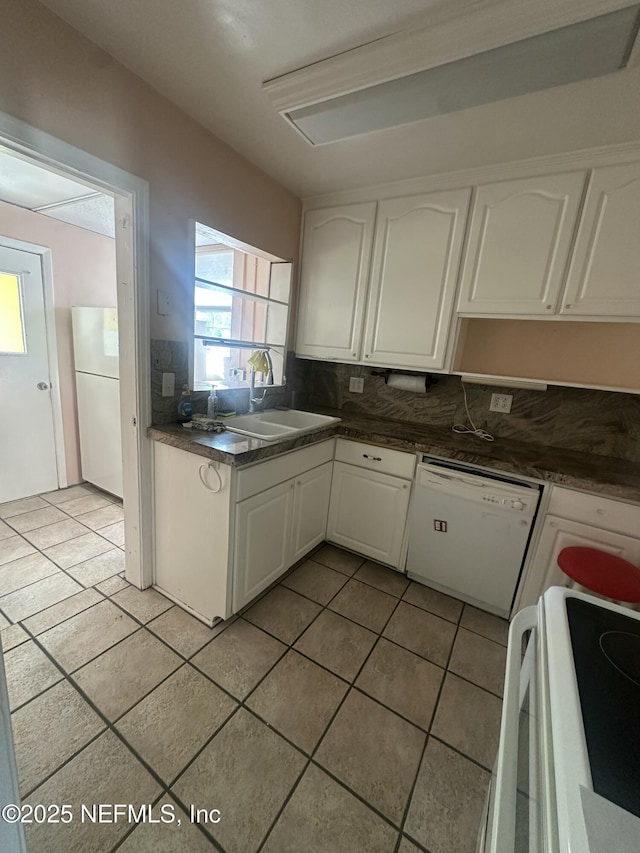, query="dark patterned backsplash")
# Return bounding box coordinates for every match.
[291,357,640,464]
[150,342,640,463]
[150,339,290,424]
